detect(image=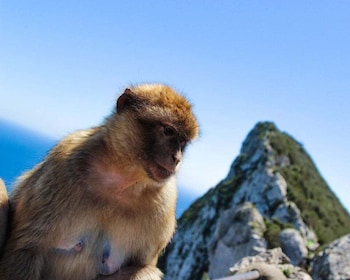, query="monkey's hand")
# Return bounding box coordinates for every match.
[98,265,163,280]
